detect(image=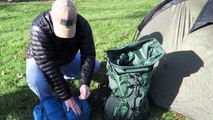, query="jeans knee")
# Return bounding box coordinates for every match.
[26,74,42,89]
[94,60,100,73]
